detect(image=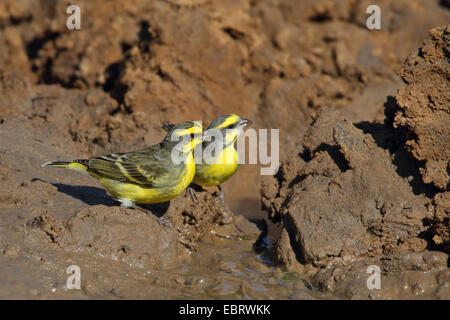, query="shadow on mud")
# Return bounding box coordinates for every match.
[31,178,172,217]
[32,178,116,206]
